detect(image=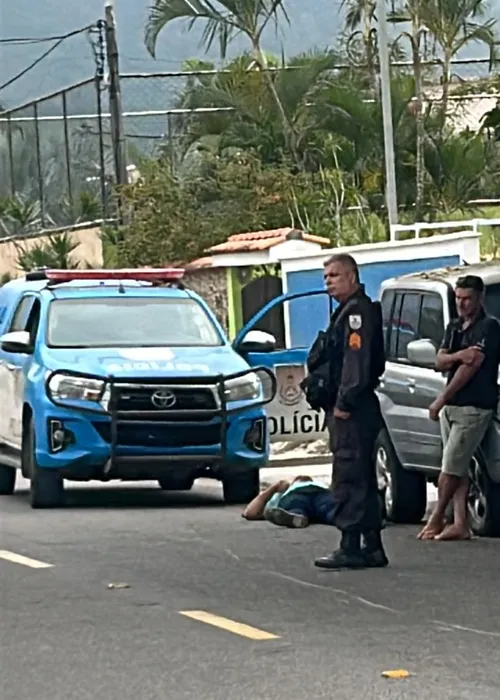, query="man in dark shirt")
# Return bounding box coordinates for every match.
[314,254,387,570]
[418,275,500,541]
